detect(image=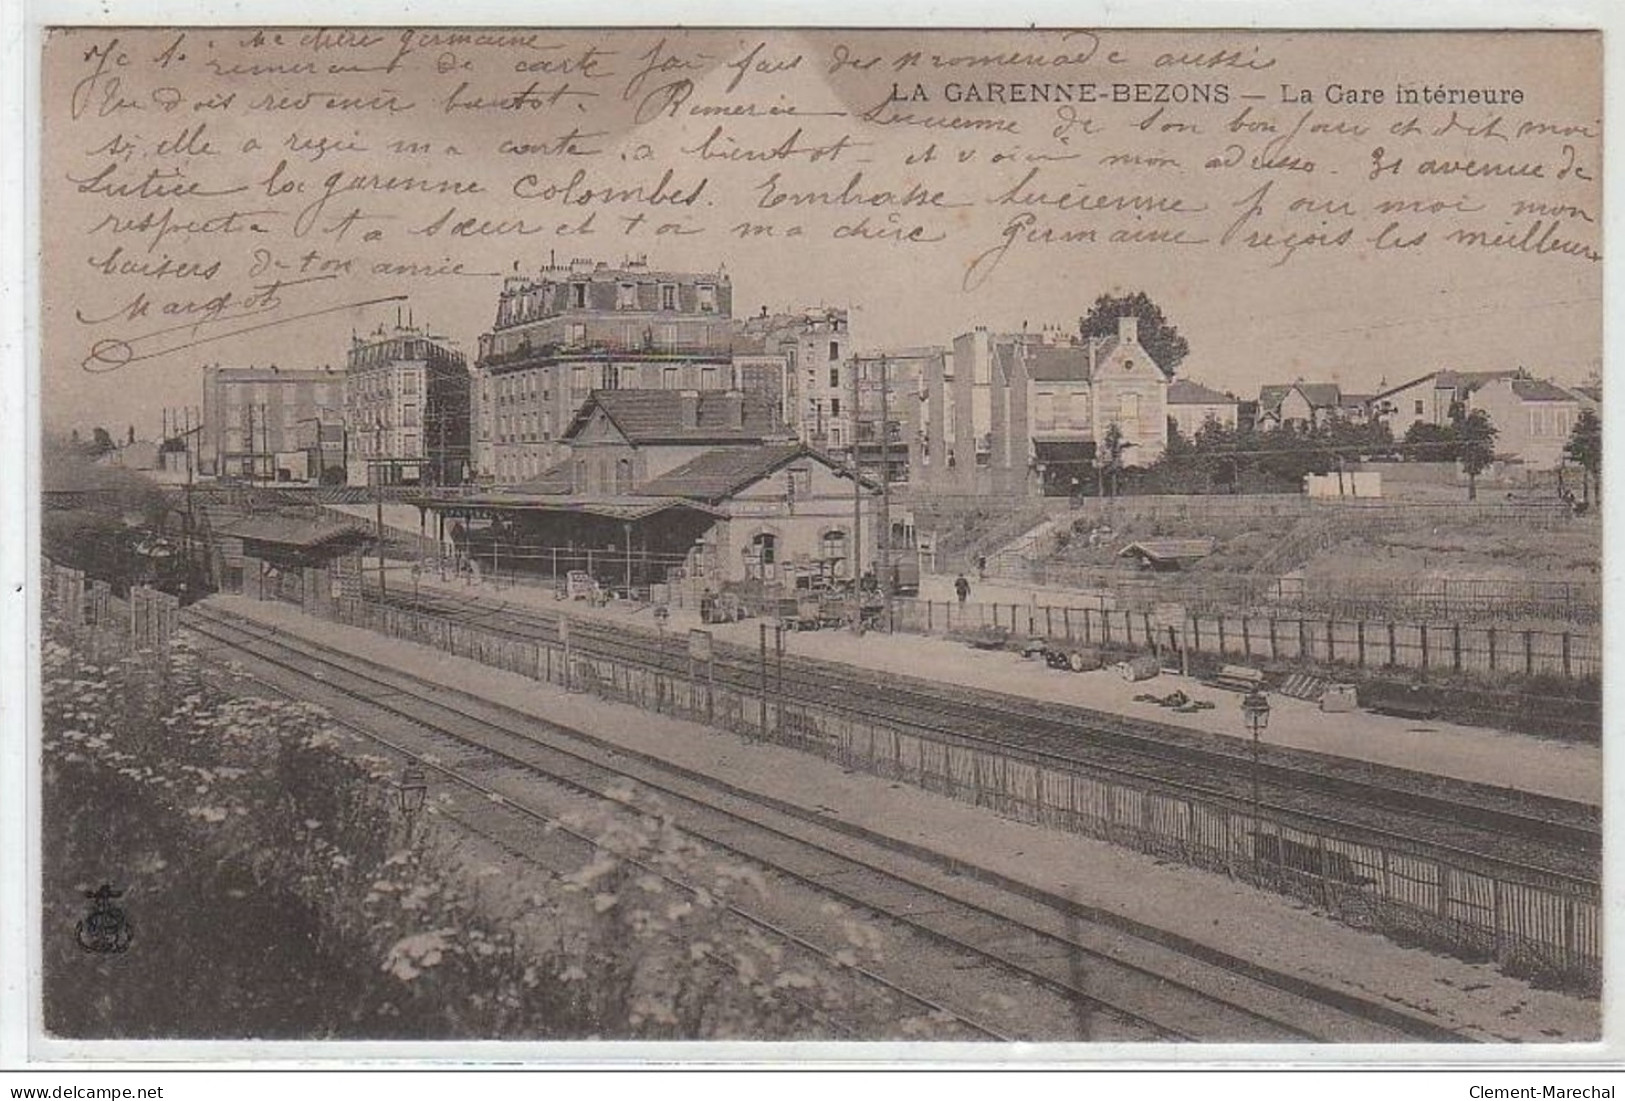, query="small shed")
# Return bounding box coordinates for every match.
[1118,538,1216,572]
[215,514,373,609]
